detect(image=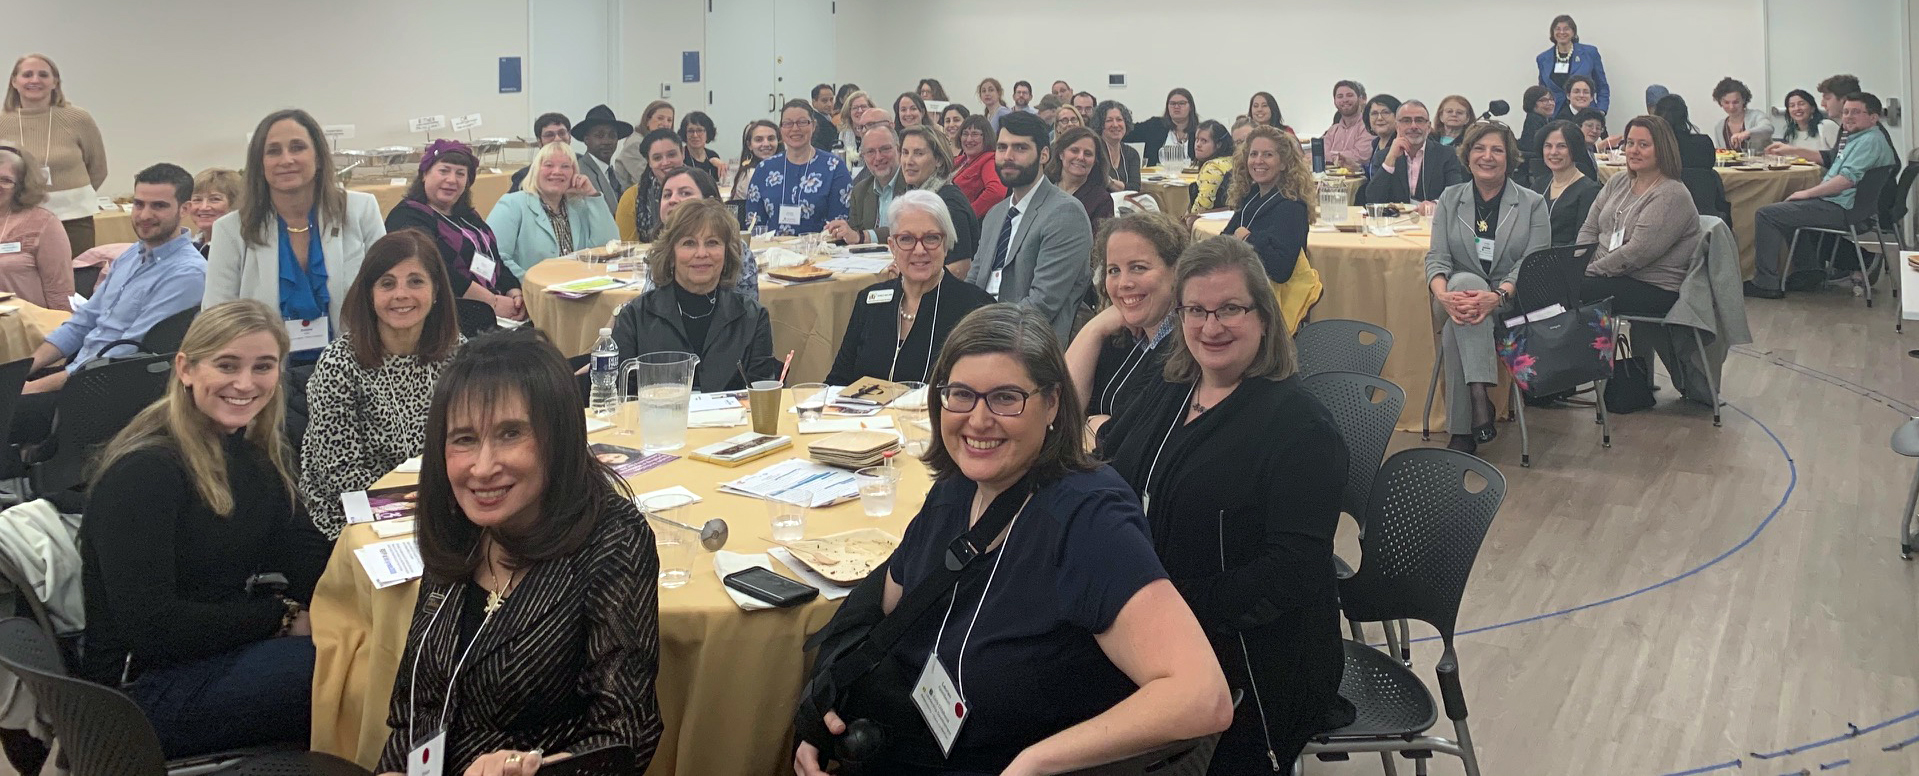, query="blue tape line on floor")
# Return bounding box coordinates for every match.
[1663,759,1741,776]
[1818,758,1849,770]
[1749,709,1919,759]
[1882,731,1919,752]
